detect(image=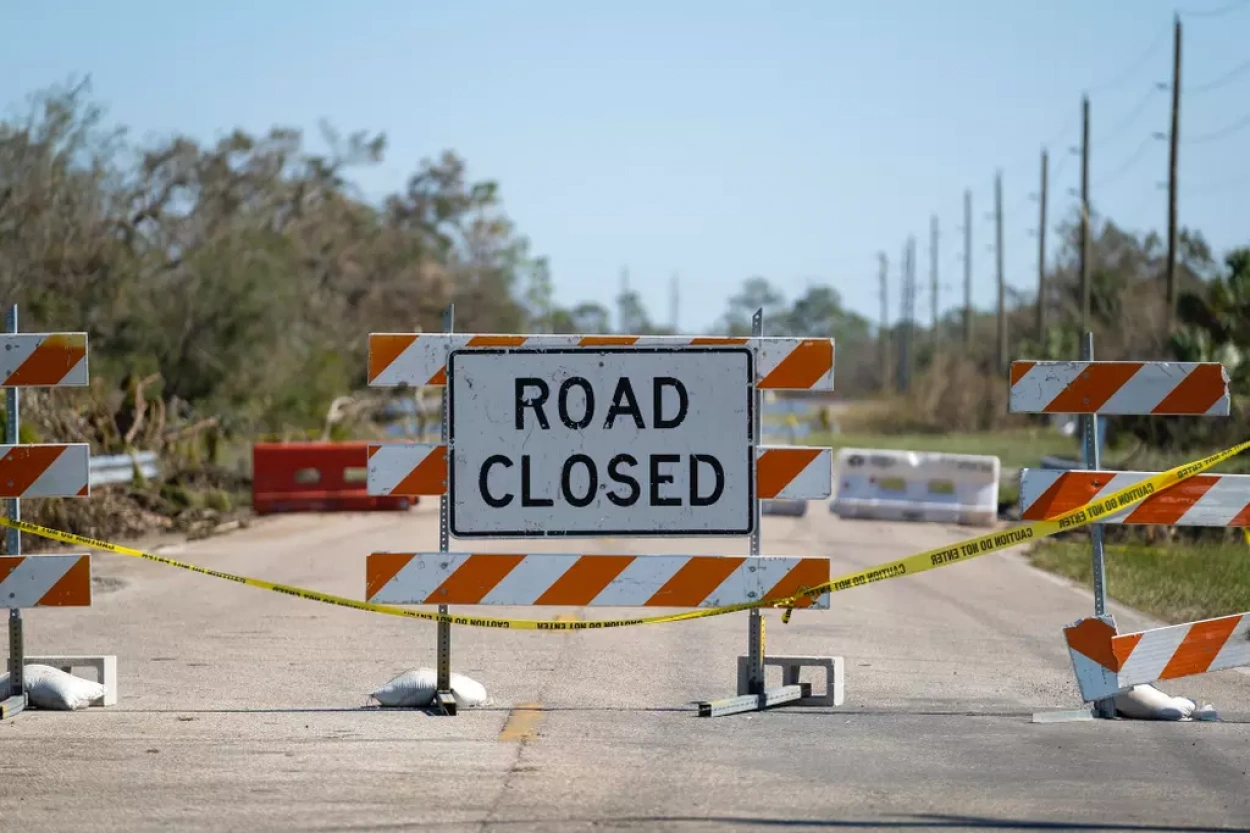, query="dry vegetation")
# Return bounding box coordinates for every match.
[3,79,1246,549]
[1,80,878,545]
[874,220,1250,444]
